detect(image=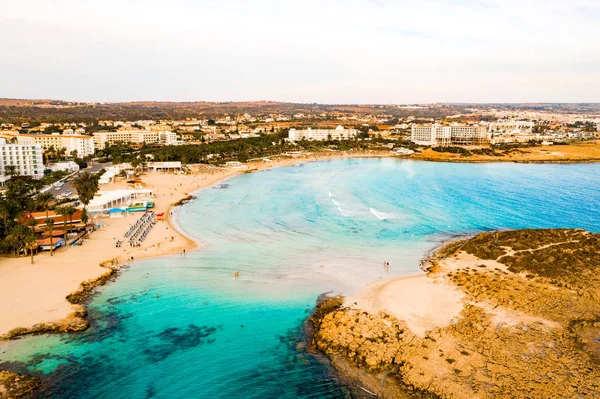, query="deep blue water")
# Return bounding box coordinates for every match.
[2,159,600,398]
